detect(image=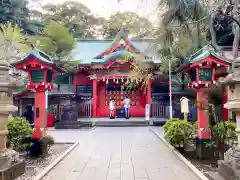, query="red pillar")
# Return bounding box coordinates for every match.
[222,88,228,121]
[32,90,46,139]
[197,88,211,139]
[147,79,151,104]
[92,79,97,117]
[147,79,152,117]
